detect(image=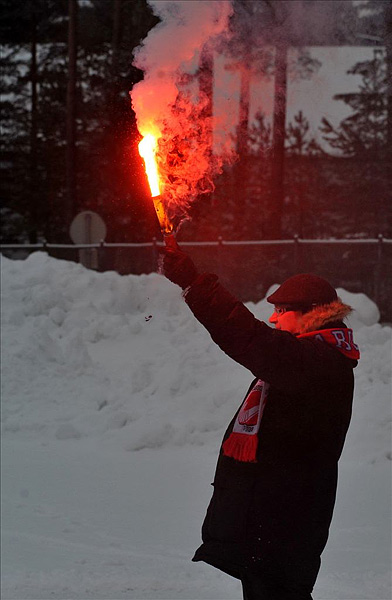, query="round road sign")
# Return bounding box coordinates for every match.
[70,211,107,245]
